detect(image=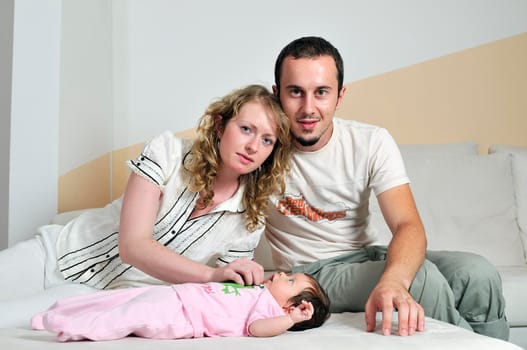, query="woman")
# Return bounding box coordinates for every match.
[0,84,292,326]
